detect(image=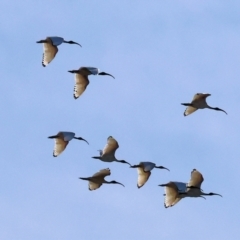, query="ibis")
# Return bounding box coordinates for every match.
[159,169,222,208]
[68,67,115,99]
[181,93,227,116]
[79,168,124,190]
[92,136,130,165]
[36,36,81,67]
[48,131,88,157]
[130,162,169,188]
